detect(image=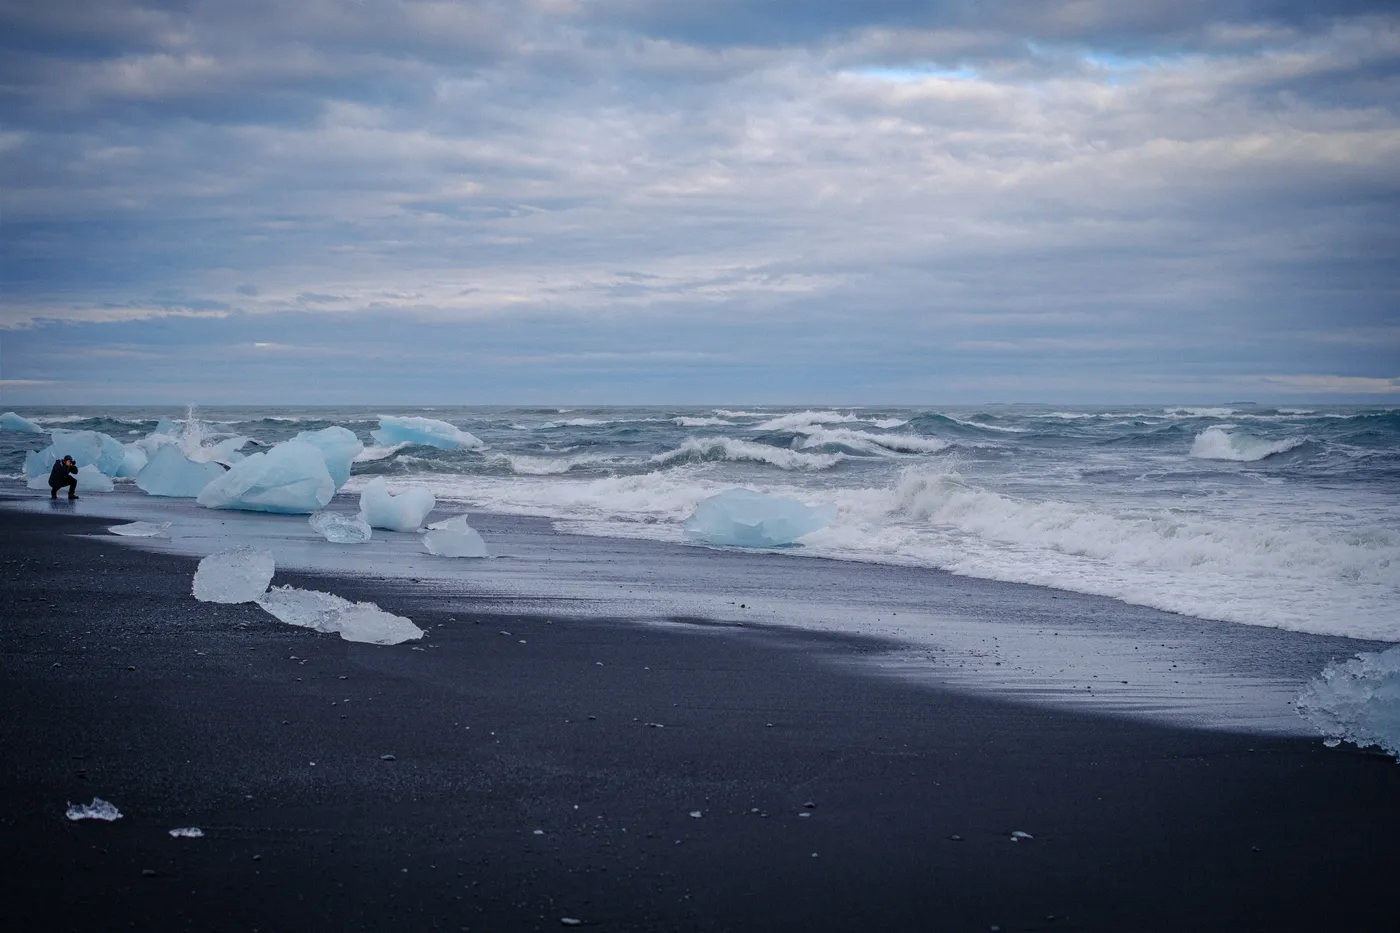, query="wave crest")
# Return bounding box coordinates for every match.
[1190,426,1307,462]
[652,437,843,471]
